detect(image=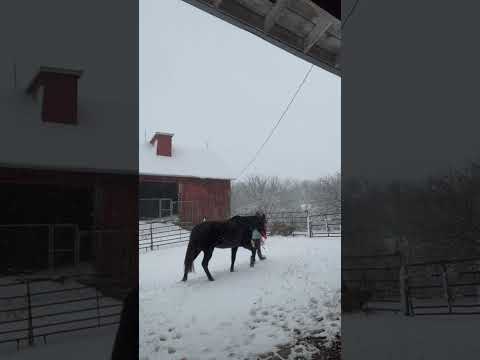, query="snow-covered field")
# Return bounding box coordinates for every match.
[343,312,480,359]
[139,235,341,360]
